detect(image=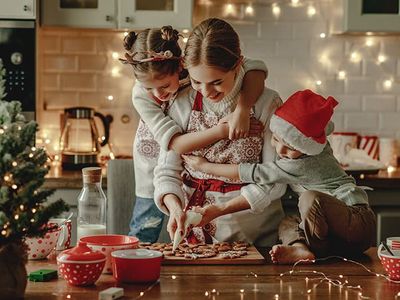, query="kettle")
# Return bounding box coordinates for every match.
[59,107,112,170]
